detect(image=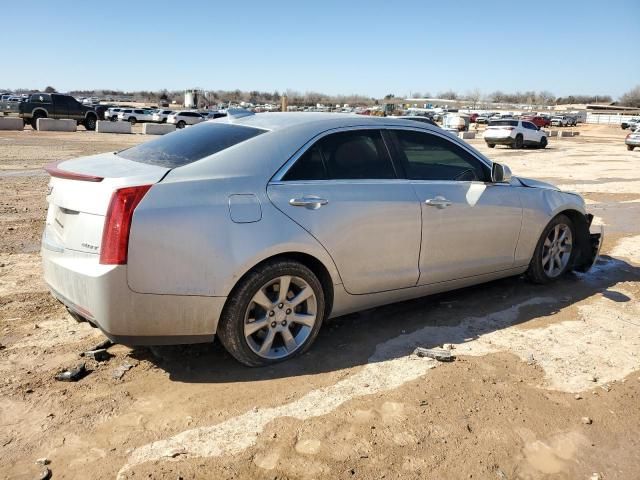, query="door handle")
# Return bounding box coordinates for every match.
[289,196,329,210]
[424,196,452,209]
